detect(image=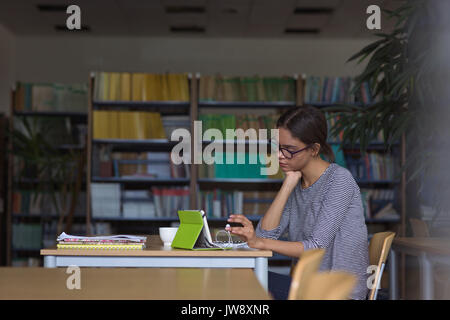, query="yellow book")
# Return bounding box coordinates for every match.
[131,73,145,101]
[118,111,131,139]
[93,111,109,139]
[143,74,152,101]
[57,243,144,250]
[102,72,110,101]
[144,73,161,101]
[132,112,146,139]
[120,72,131,101]
[108,72,120,101]
[147,112,155,138]
[108,111,120,139]
[168,74,179,101]
[152,112,167,139]
[181,73,190,101]
[160,74,170,101]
